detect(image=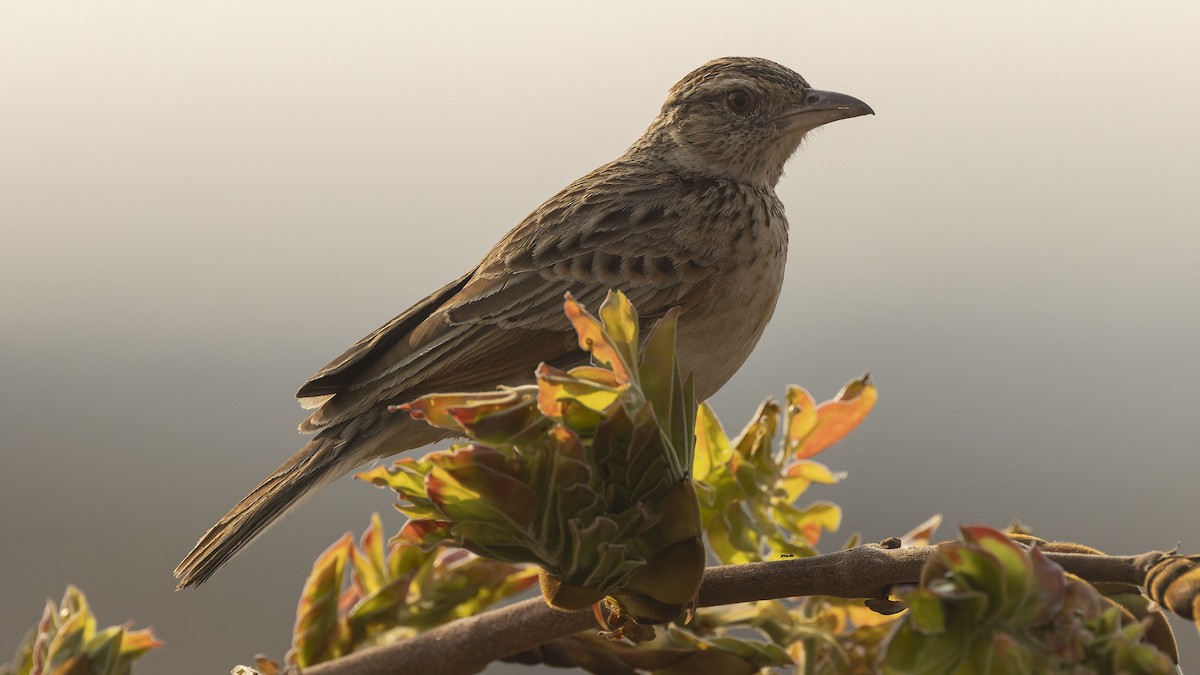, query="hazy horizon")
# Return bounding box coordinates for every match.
[2,2,1198,672]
